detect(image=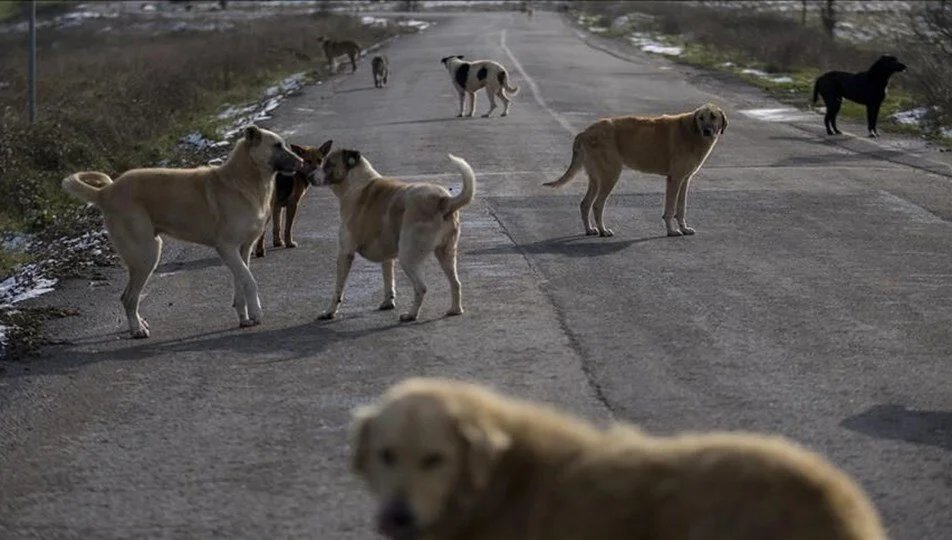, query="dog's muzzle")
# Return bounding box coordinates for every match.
[702,128,715,137]
[308,168,329,186]
[376,499,418,540]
